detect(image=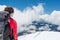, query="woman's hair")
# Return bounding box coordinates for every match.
[4,6,14,14]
